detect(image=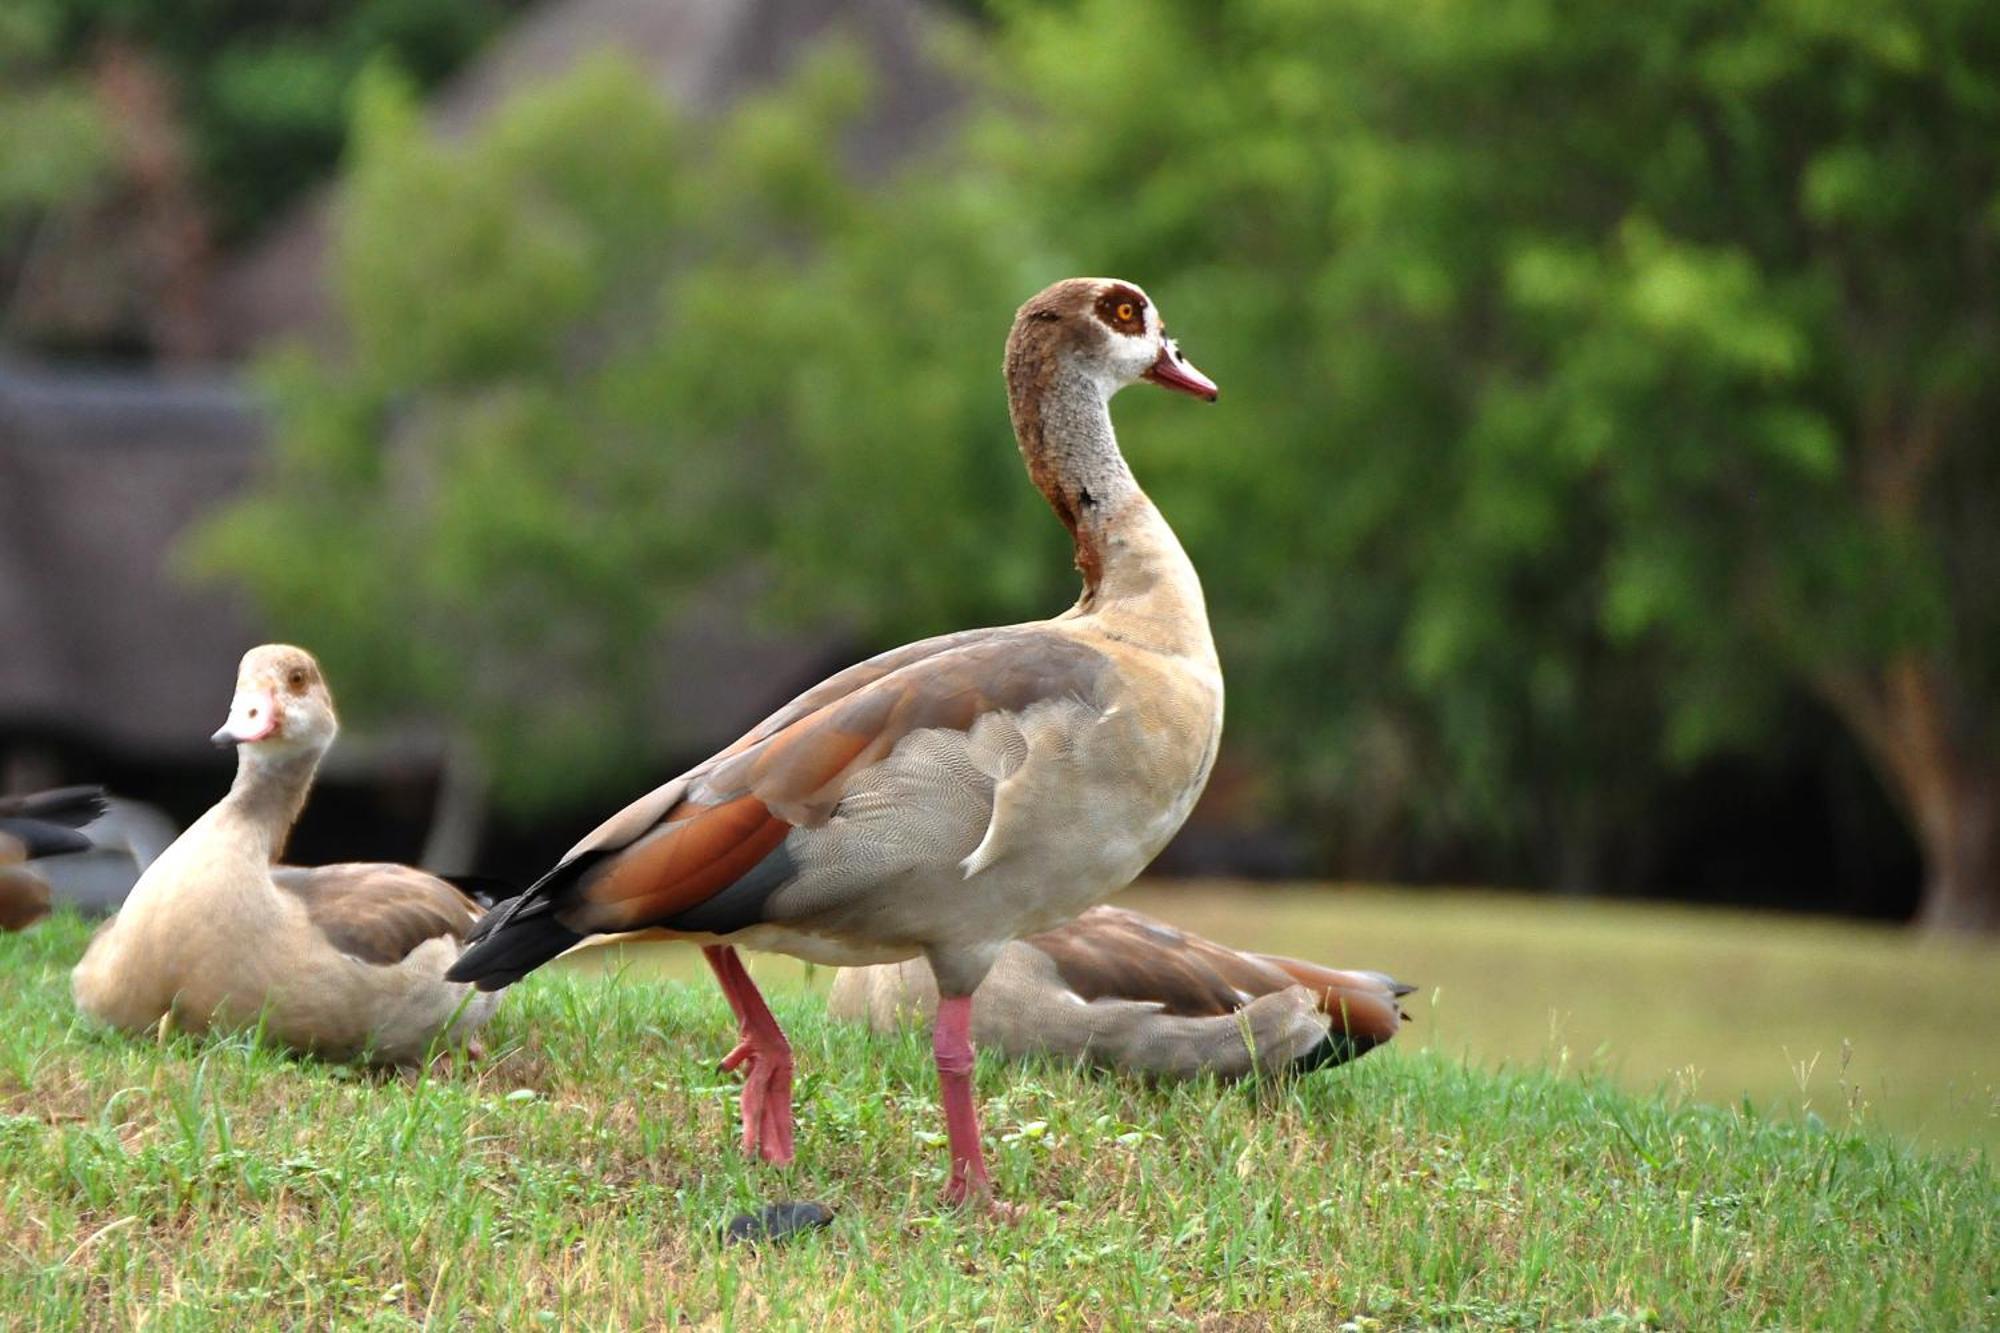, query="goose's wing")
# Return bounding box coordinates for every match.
[272,864,484,967]
[0,786,107,826]
[0,785,107,862]
[0,869,52,931]
[1020,905,1304,1017]
[1250,951,1415,1051]
[449,626,1112,988]
[0,821,92,861]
